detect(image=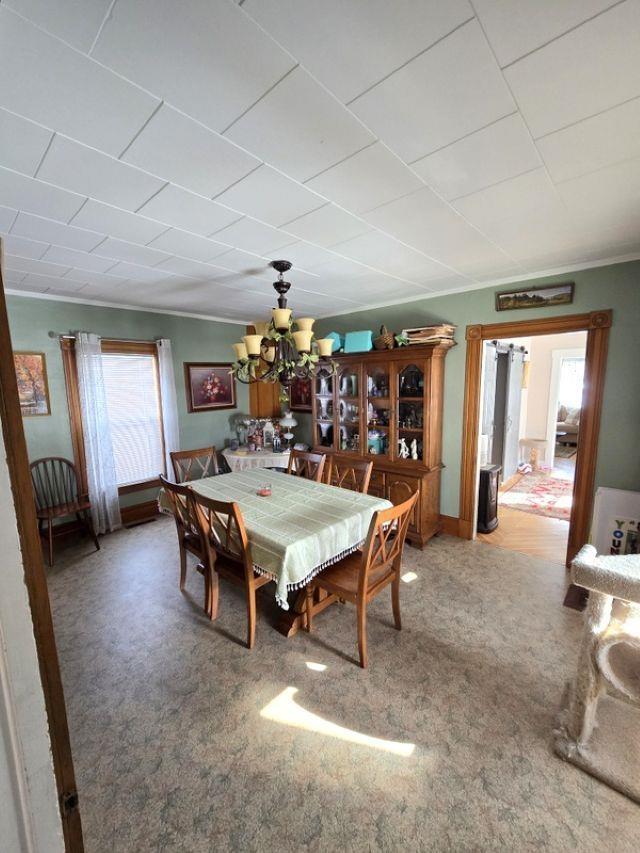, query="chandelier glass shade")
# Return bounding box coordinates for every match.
[231,260,335,393]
